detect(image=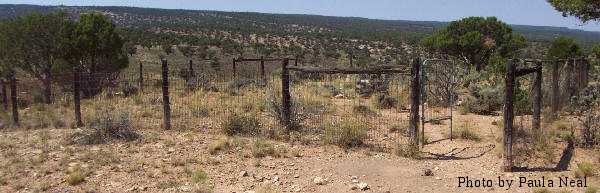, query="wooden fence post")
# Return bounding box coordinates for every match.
[233,58,237,79]
[260,56,266,82]
[281,58,292,130]
[1,80,7,111]
[74,64,83,127]
[551,60,560,119]
[409,57,421,147]
[9,72,18,127]
[532,62,542,133]
[138,61,143,91]
[503,59,516,172]
[161,59,171,130]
